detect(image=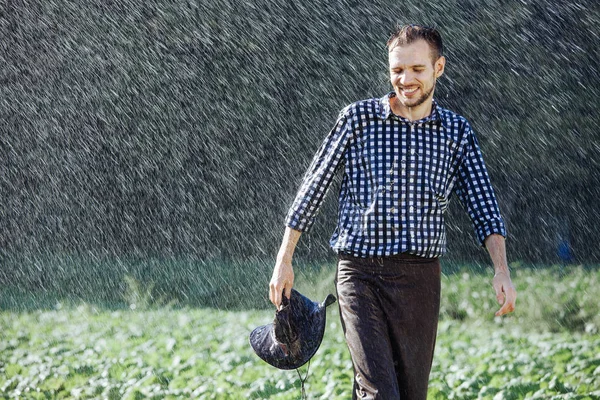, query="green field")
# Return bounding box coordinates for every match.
[1,266,599,399]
